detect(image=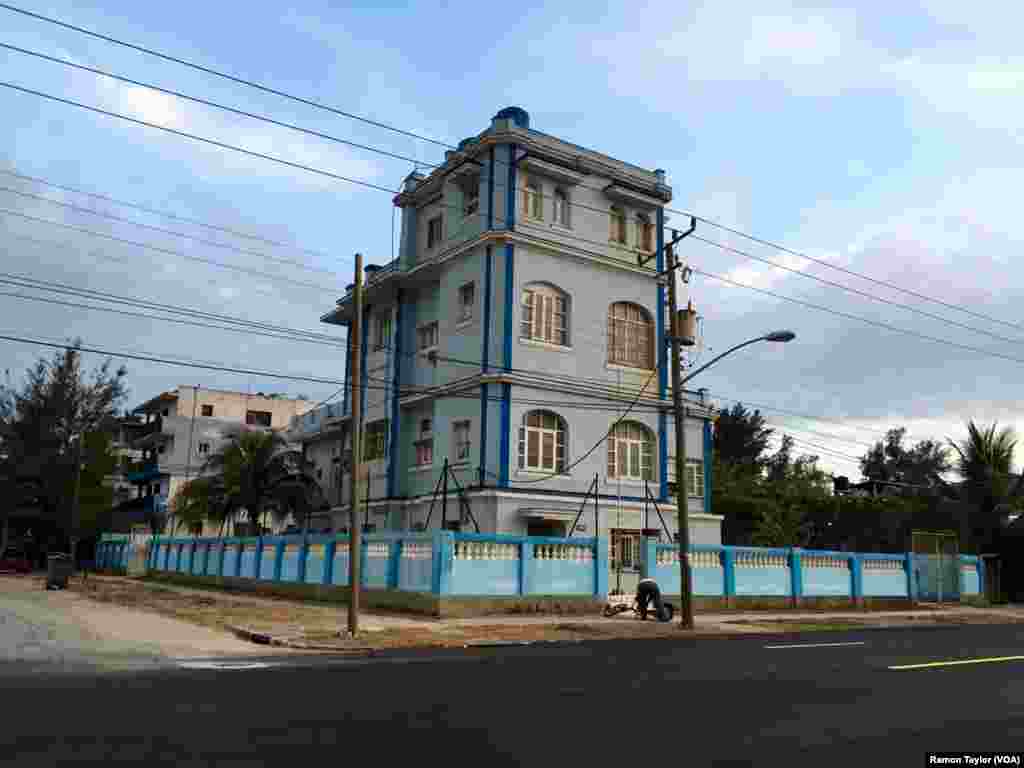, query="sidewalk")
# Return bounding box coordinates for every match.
[62,575,1024,652]
[0,575,298,665]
